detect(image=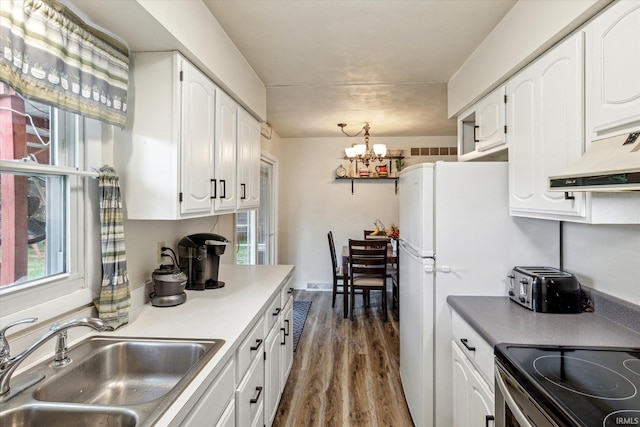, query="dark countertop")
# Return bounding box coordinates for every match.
[447,296,640,348]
